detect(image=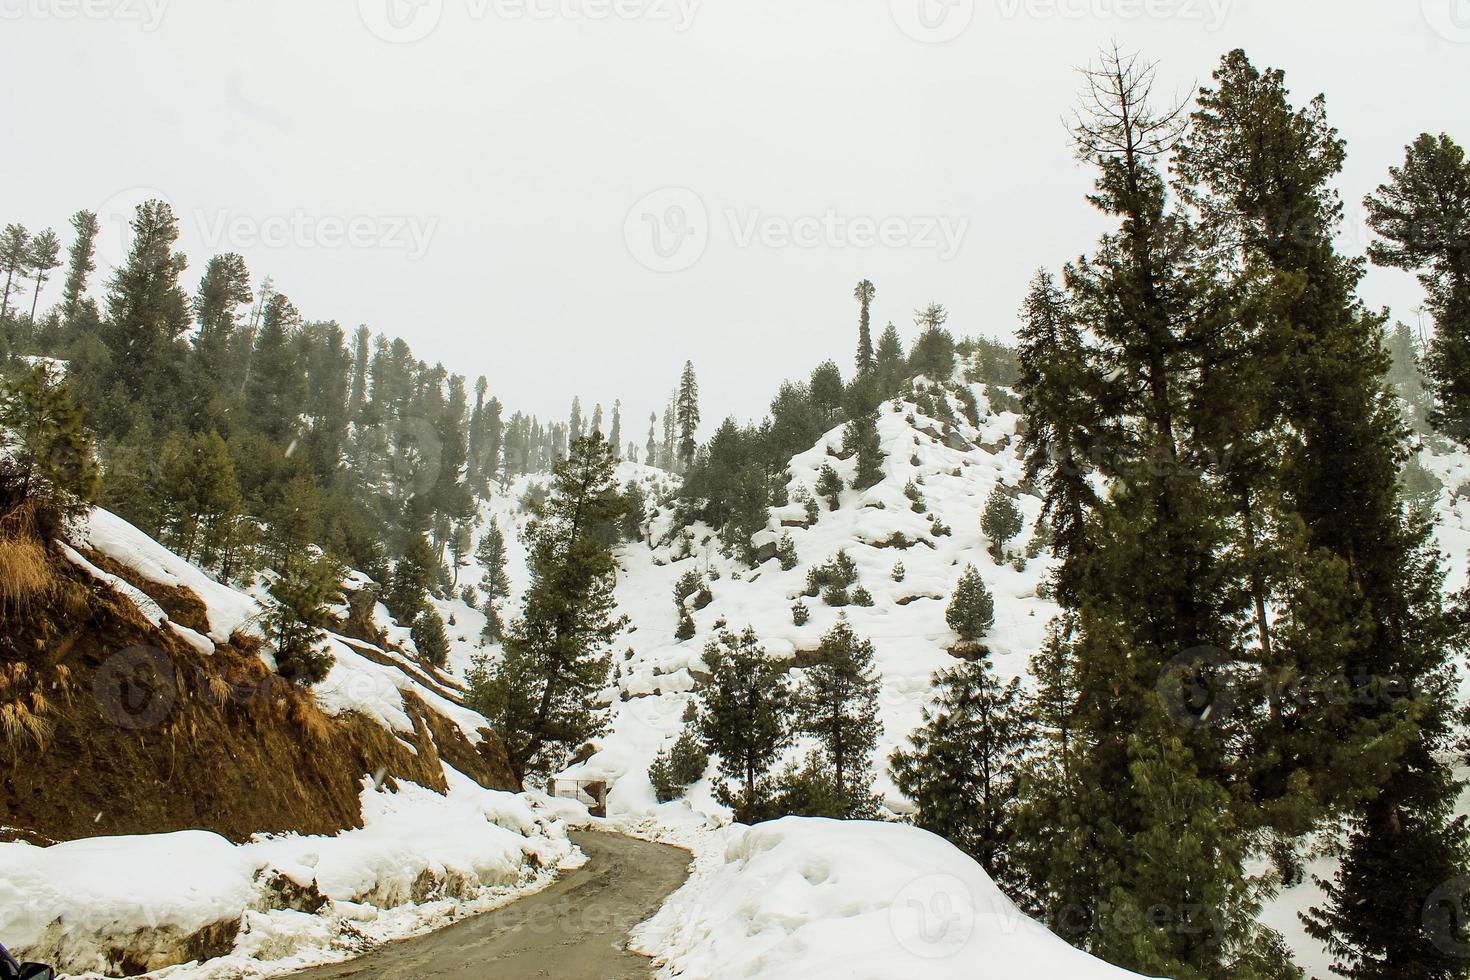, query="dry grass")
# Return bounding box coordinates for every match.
[289,691,332,745]
[0,700,54,753]
[0,534,52,607]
